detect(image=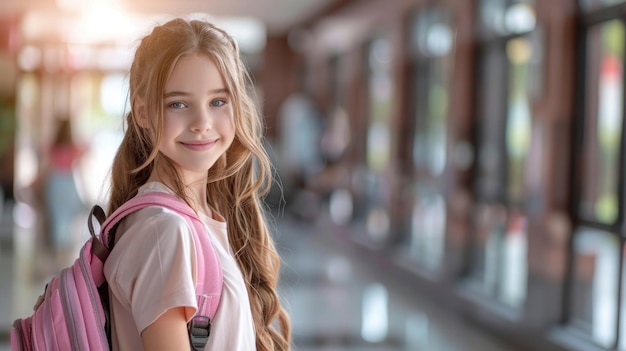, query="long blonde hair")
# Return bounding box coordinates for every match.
[108,18,291,350]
